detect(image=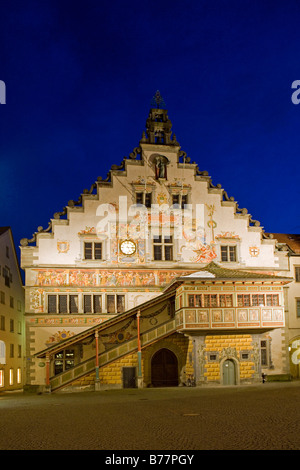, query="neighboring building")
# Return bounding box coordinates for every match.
[267,234,300,379]
[0,227,25,391]
[20,93,294,392]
